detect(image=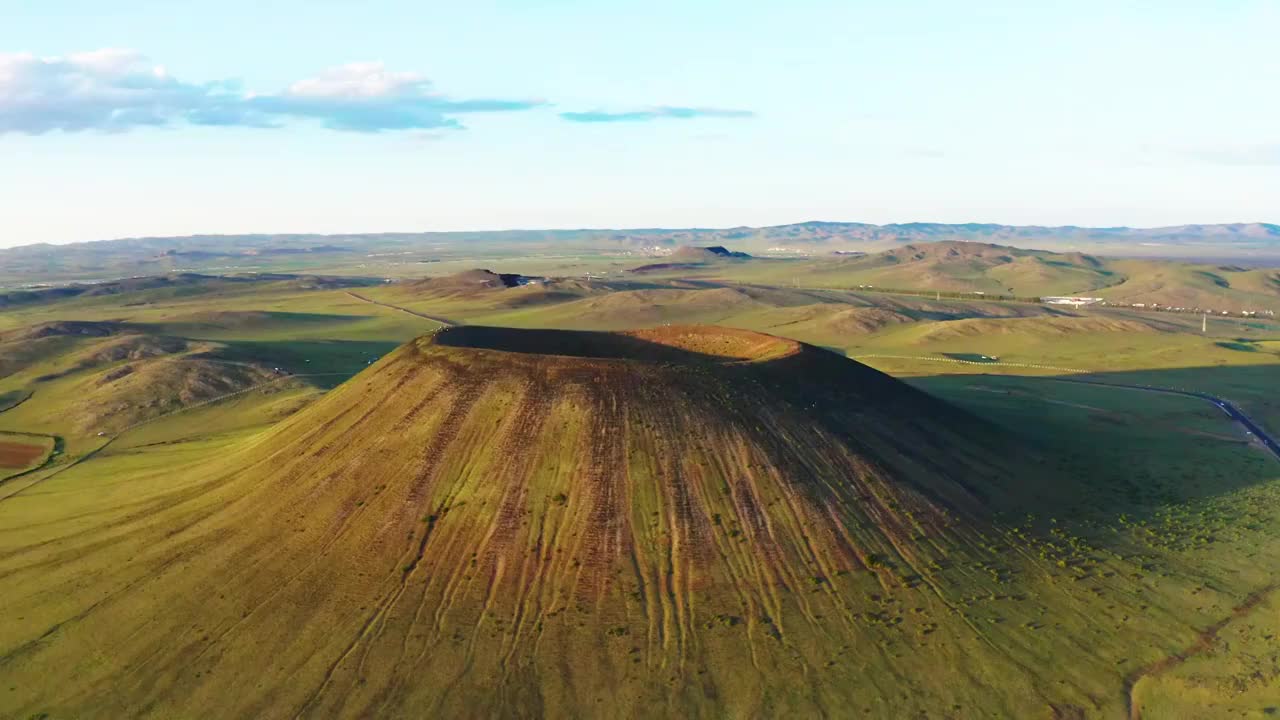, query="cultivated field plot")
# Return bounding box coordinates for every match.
[0,433,54,479]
